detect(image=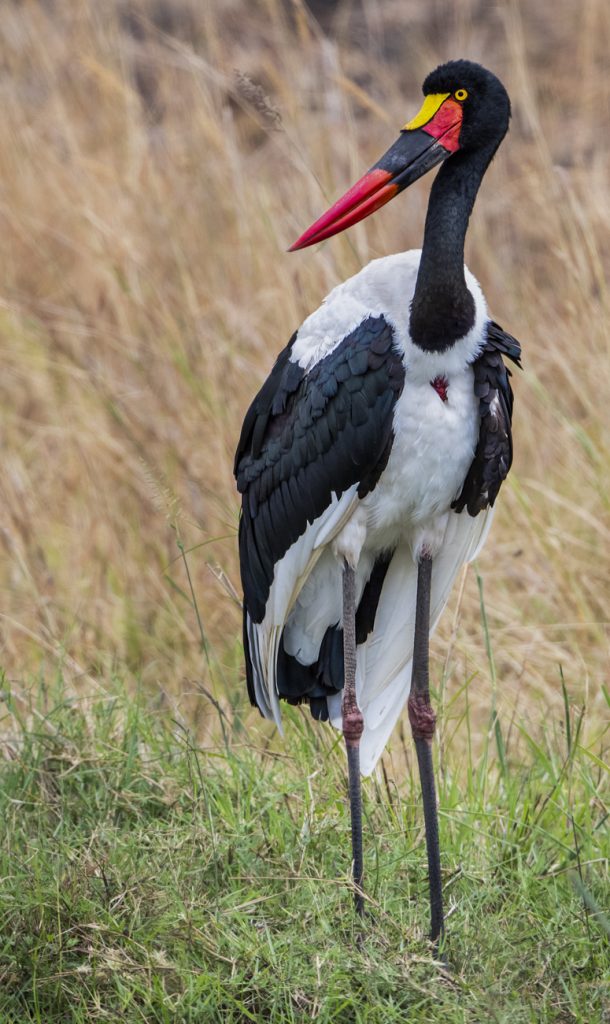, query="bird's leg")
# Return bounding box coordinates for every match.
[407,552,445,945]
[342,559,365,916]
